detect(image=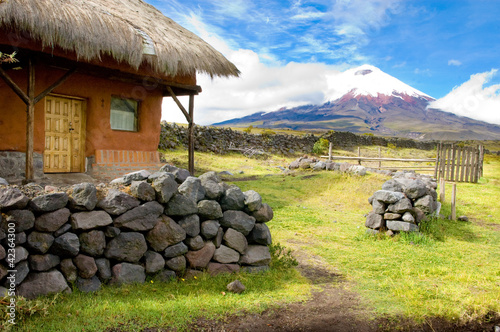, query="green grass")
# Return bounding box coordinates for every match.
[11,149,500,330]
